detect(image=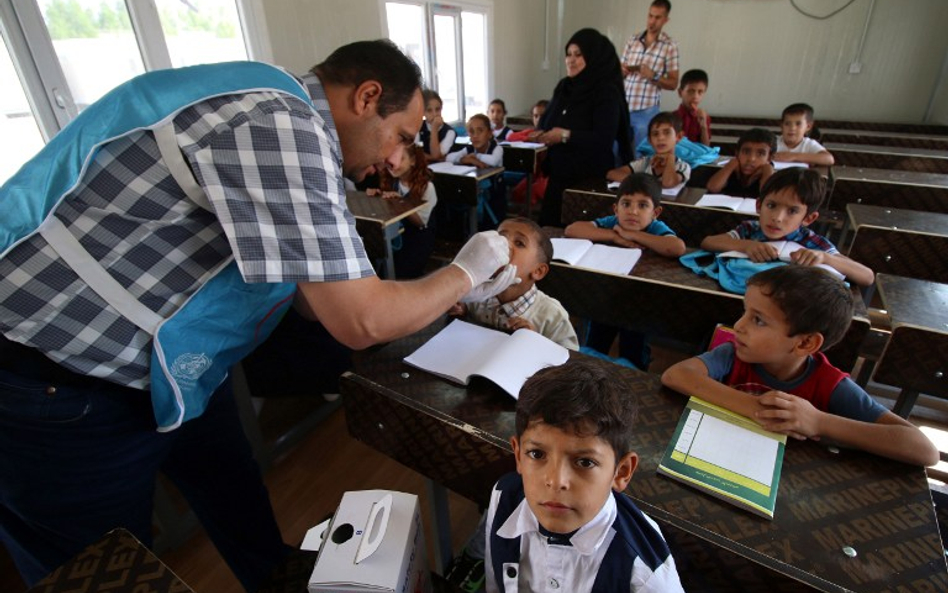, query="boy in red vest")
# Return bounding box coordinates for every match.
[662,266,937,466]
